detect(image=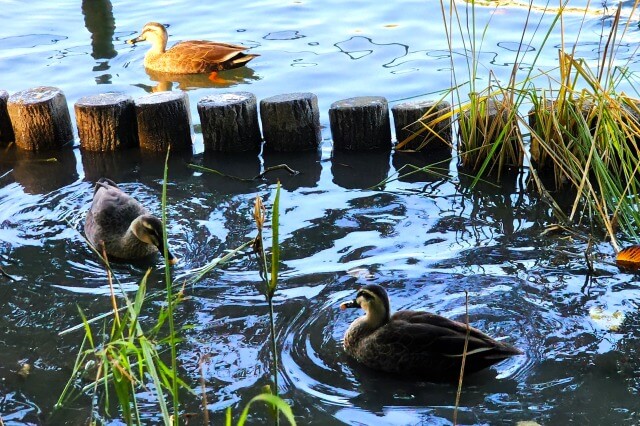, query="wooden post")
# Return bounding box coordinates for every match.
[7,86,74,151]
[135,91,192,152]
[392,100,451,153]
[260,92,321,152]
[329,96,391,151]
[197,92,261,153]
[0,90,14,146]
[75,93,137,151]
